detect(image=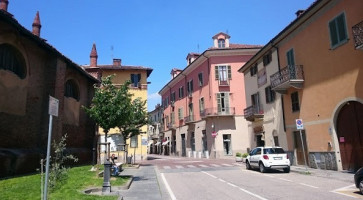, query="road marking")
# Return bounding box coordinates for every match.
[175,165,184,169]
[187,165,196,168]
[279,178,293,182]
[222,164,233,167]
[201,171,217,178]
[330,190,358,199]
[161,173,176,200]
[199,164,208,168]
[202,171,268,200]
[175,161,203,163]
[330,184,358,199]
[210,164,220,167]
[299,183,318,189]
[163,166,171,169]
[233,163,243,166]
